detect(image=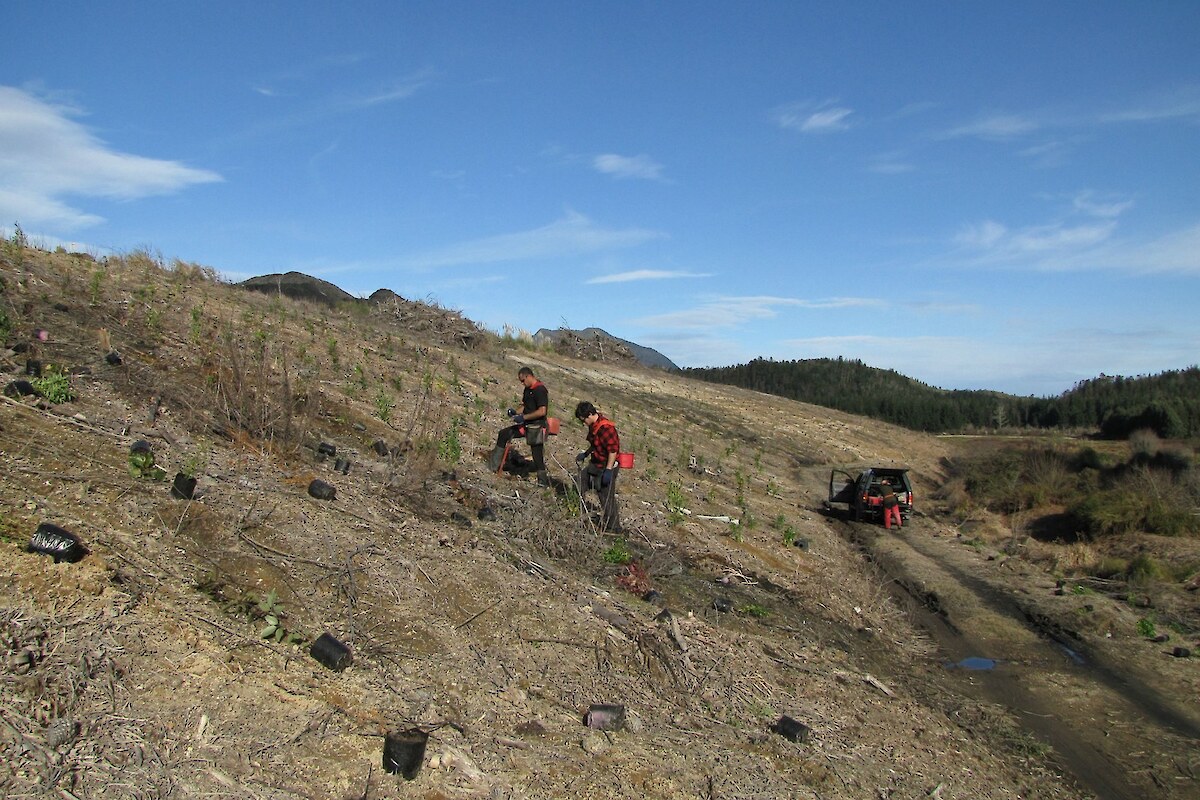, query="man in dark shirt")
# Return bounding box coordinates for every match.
[488,366,550,485]
[574,401,621,533]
